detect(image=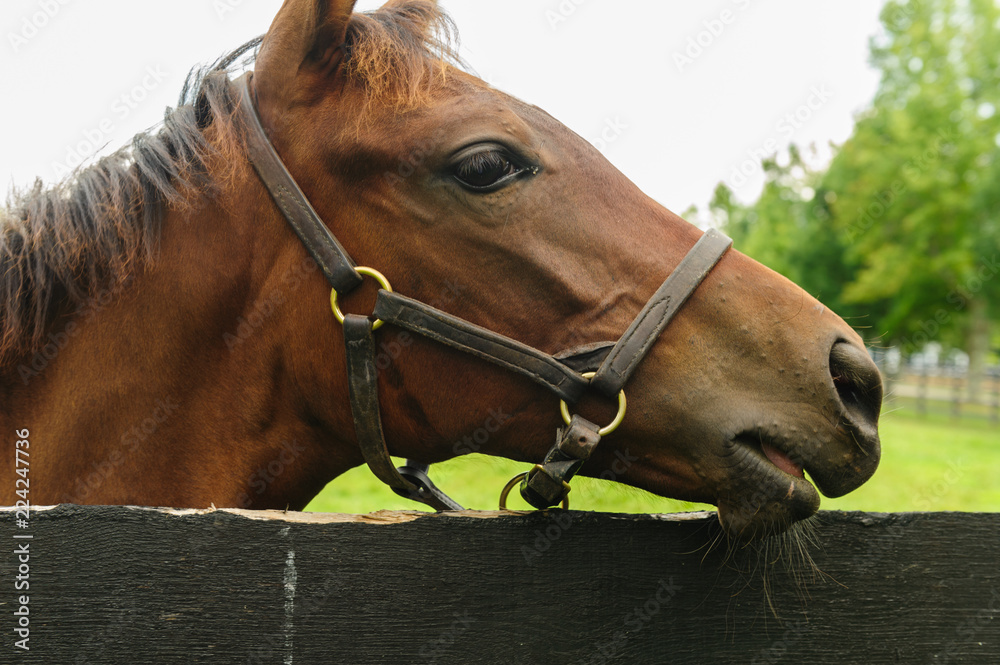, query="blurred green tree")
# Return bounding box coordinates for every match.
[708,0,1000,394]
[709,148,872,325]
[825,0,1000,392]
